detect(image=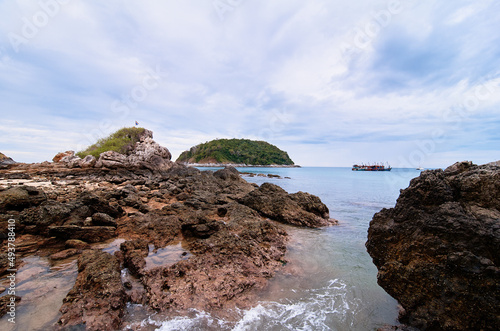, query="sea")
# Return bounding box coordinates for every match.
[147,166,421,331]
[0,167,422,331]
